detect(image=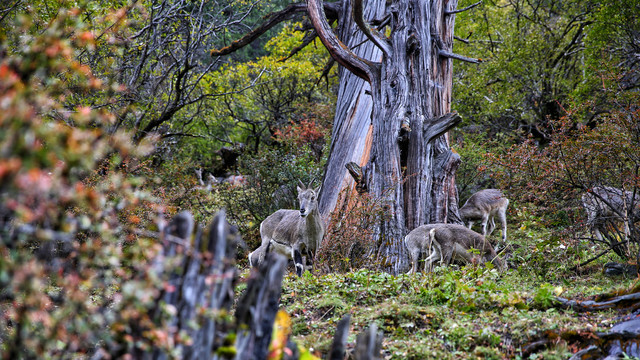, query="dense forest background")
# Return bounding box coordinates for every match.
[0,0,638,358]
